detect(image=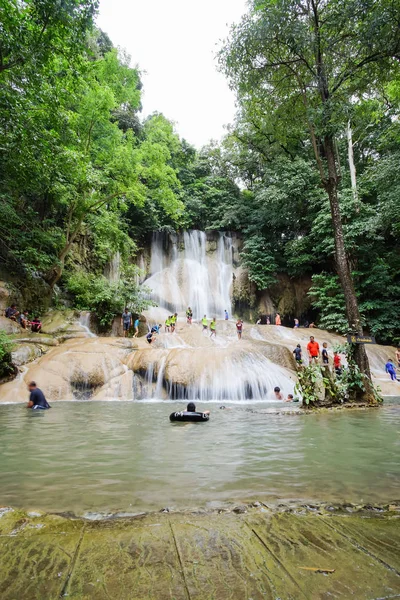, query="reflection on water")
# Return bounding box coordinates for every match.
[0,401,399,515]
